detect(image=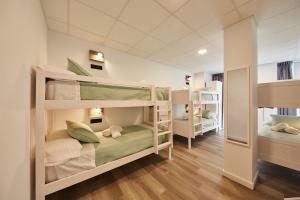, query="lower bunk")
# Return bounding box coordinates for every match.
[258,126,300,171]
[173,117,219,149]
[45,124,166,195]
